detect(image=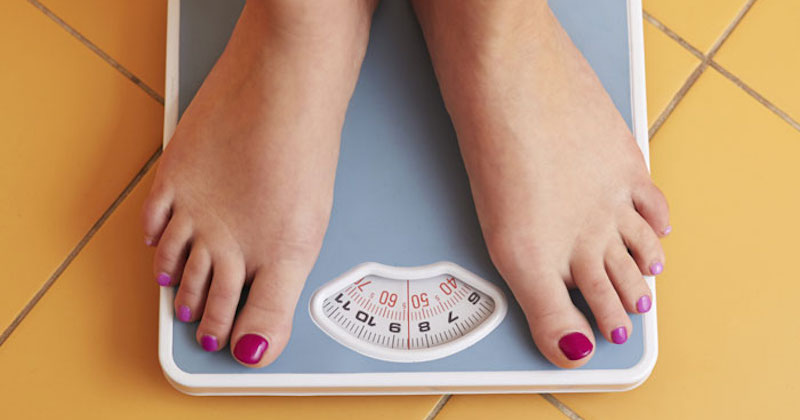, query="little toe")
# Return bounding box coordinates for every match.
[632,182,671,237]
[510,269,596,368]
[152,214,193,287]
[619,209,666,276]
[141,181,173,247]
[195,253,246,352]
[605,244,653,315]
[173,246,212,323]
[571,250,632,345]
[230,263,308,368]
